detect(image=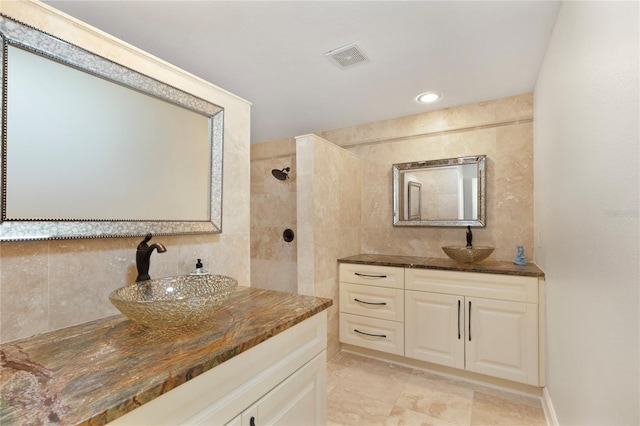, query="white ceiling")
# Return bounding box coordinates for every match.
[44,1,561,144]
